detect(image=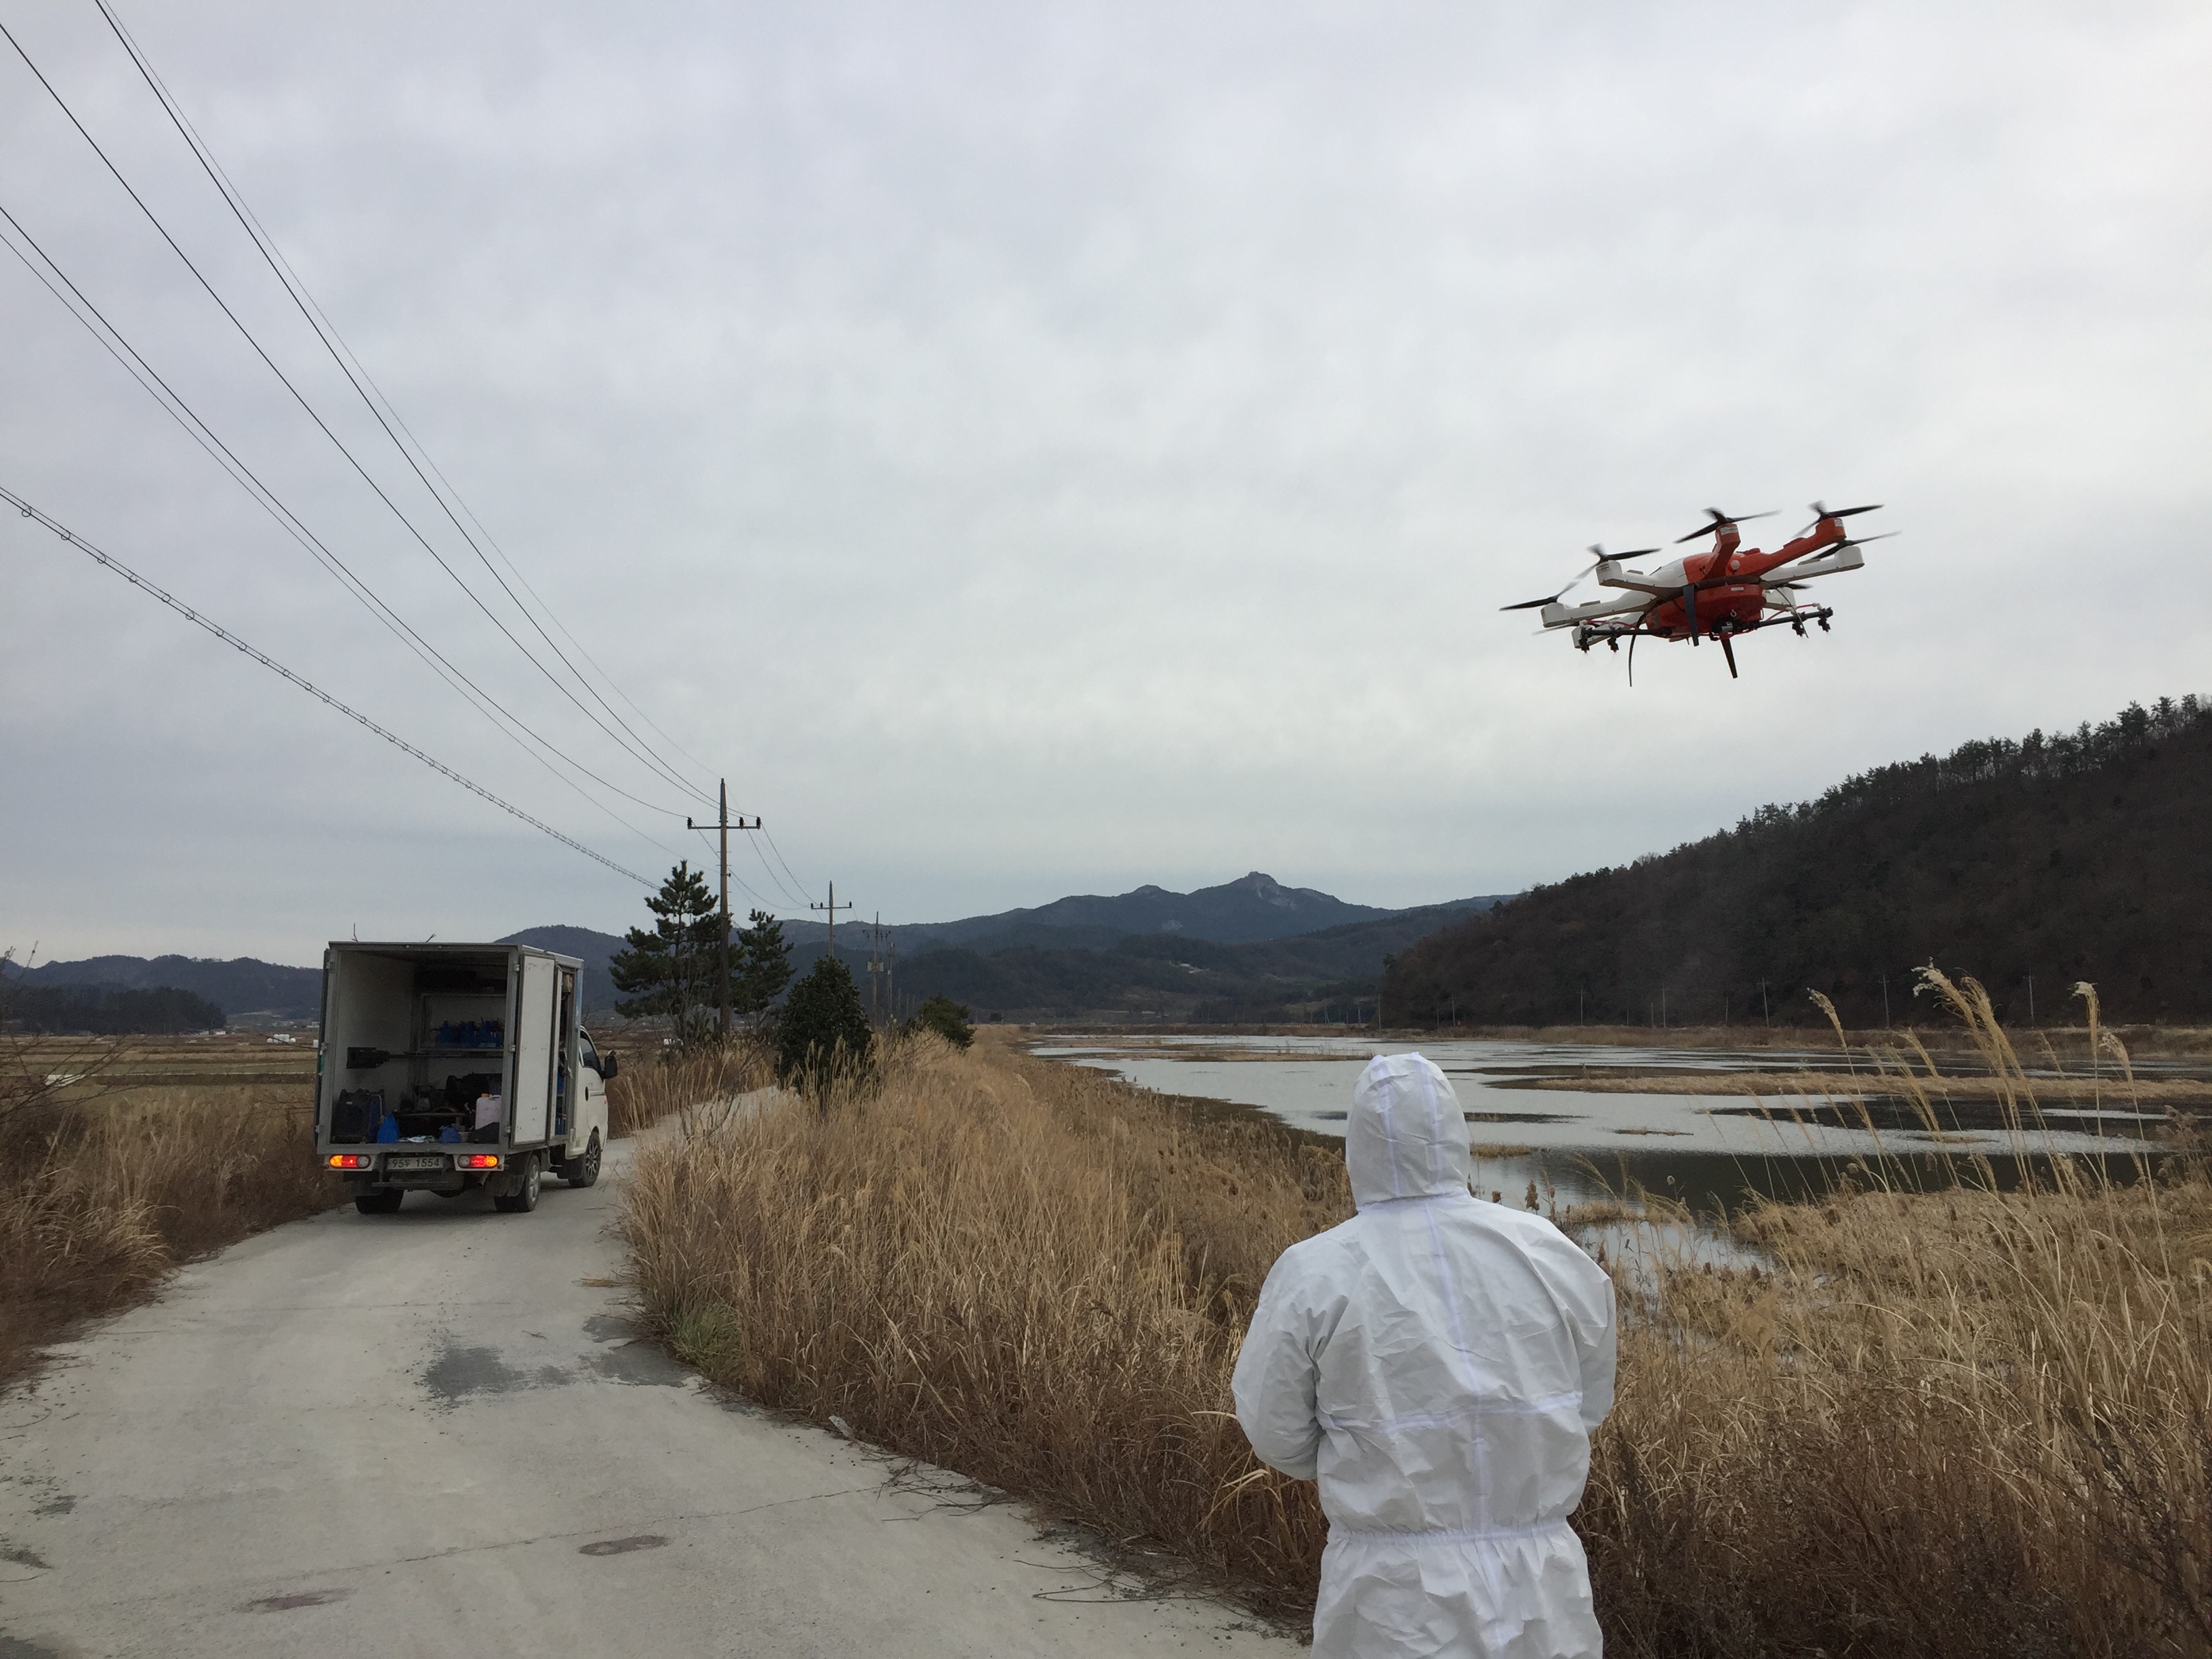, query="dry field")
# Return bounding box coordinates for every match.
[626,977,2212,1656]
